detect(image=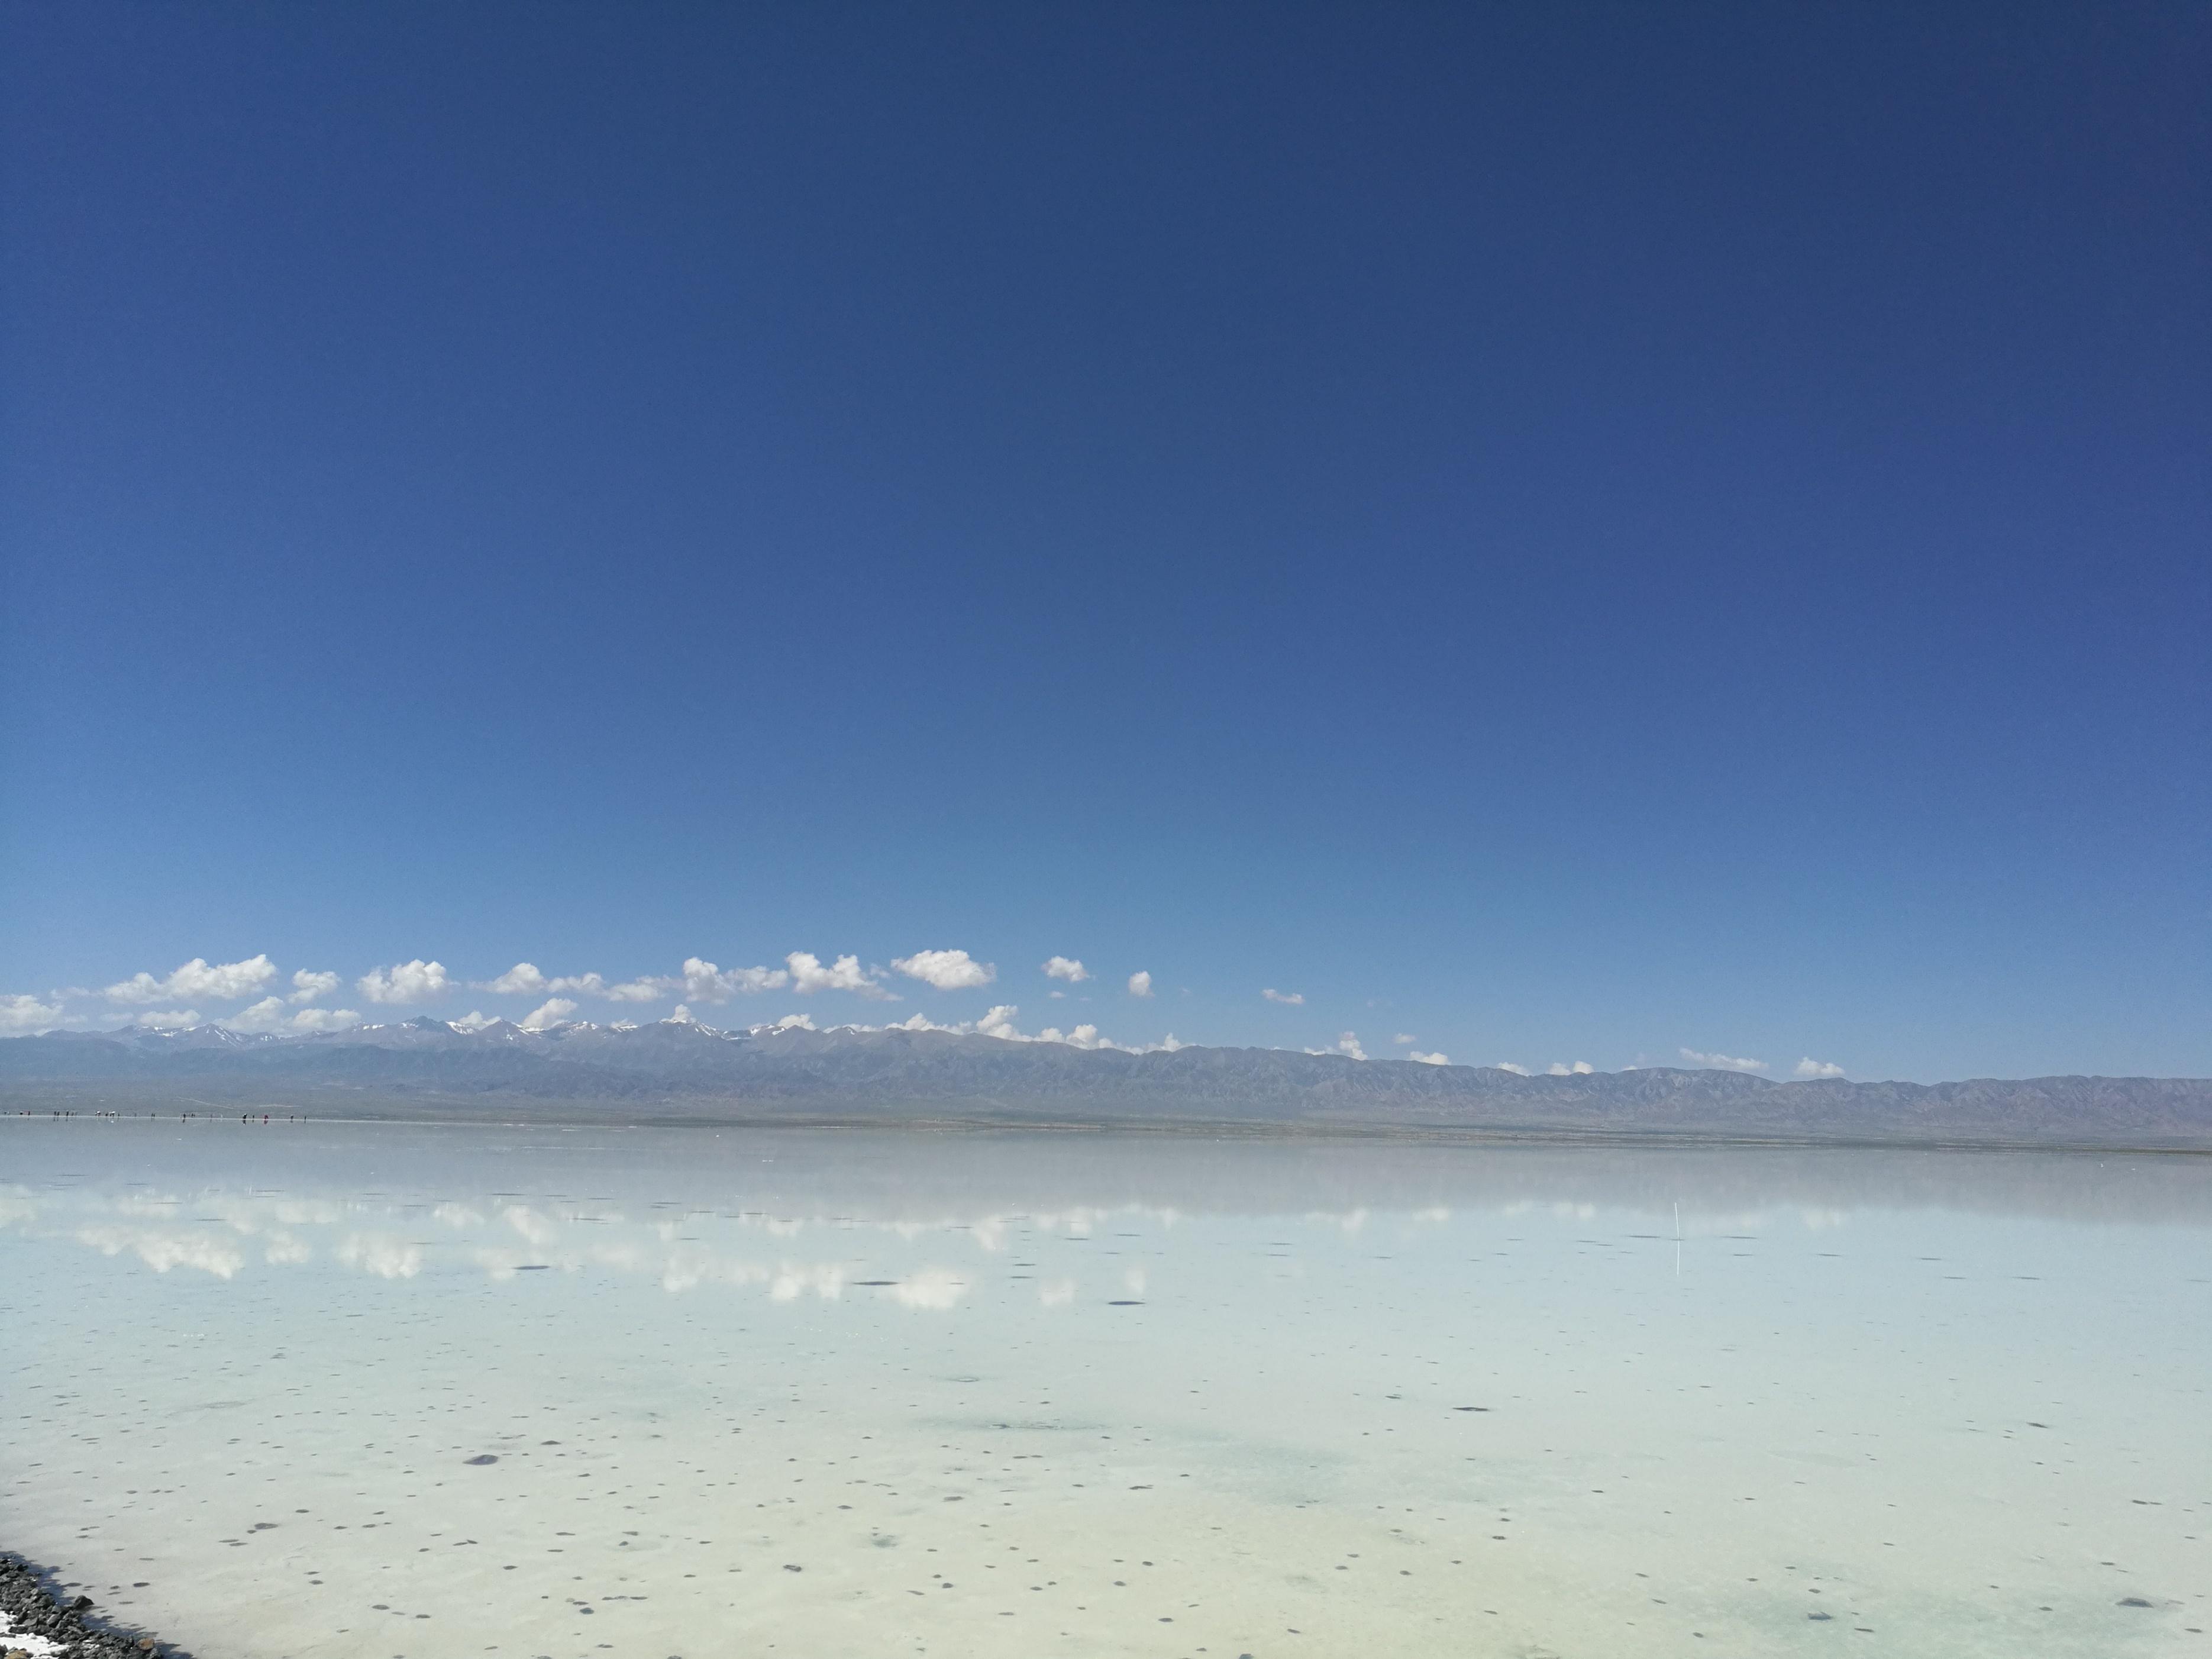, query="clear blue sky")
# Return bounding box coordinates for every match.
[4,2,2206,1079]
